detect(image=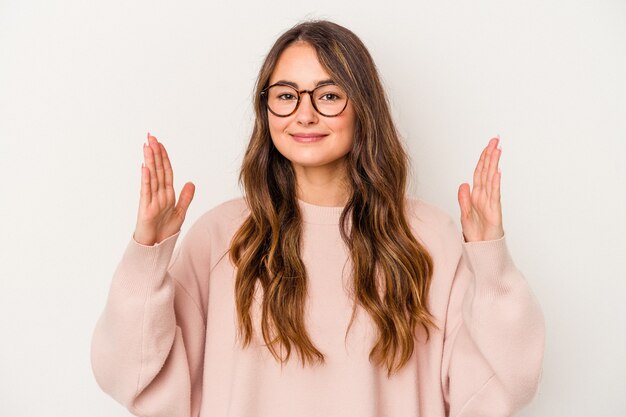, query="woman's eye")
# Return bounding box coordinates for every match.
[278,93,297,100]
[320,93,340,101]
